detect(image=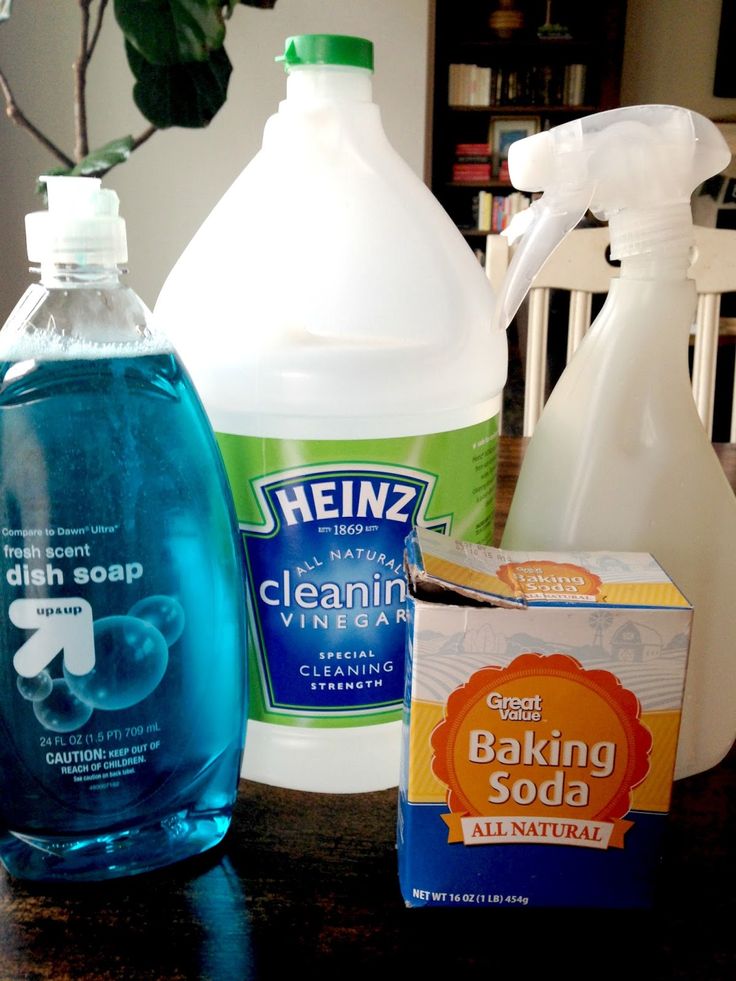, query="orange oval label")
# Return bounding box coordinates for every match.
[431,653,652,848]
[498,561,603,601]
